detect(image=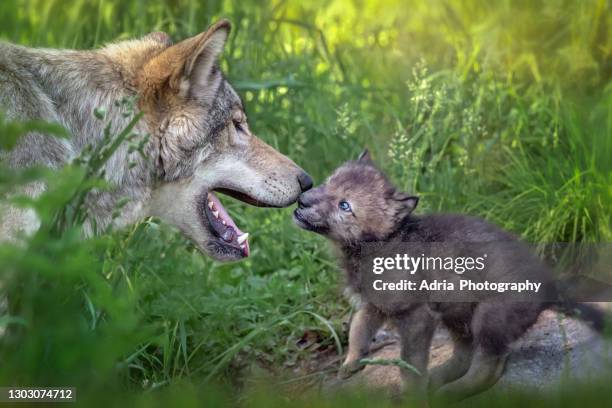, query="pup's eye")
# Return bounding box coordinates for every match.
[338,200,352,212]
